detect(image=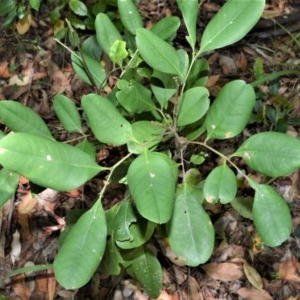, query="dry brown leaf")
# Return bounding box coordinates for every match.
[16,14,32,35]
[186,276,201,300]
[237,287,272,300]
[278,258,300,282]
[12,274,32,300]
[0,61,10,78]
[202,262,243,281]
[243,261,263,289]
